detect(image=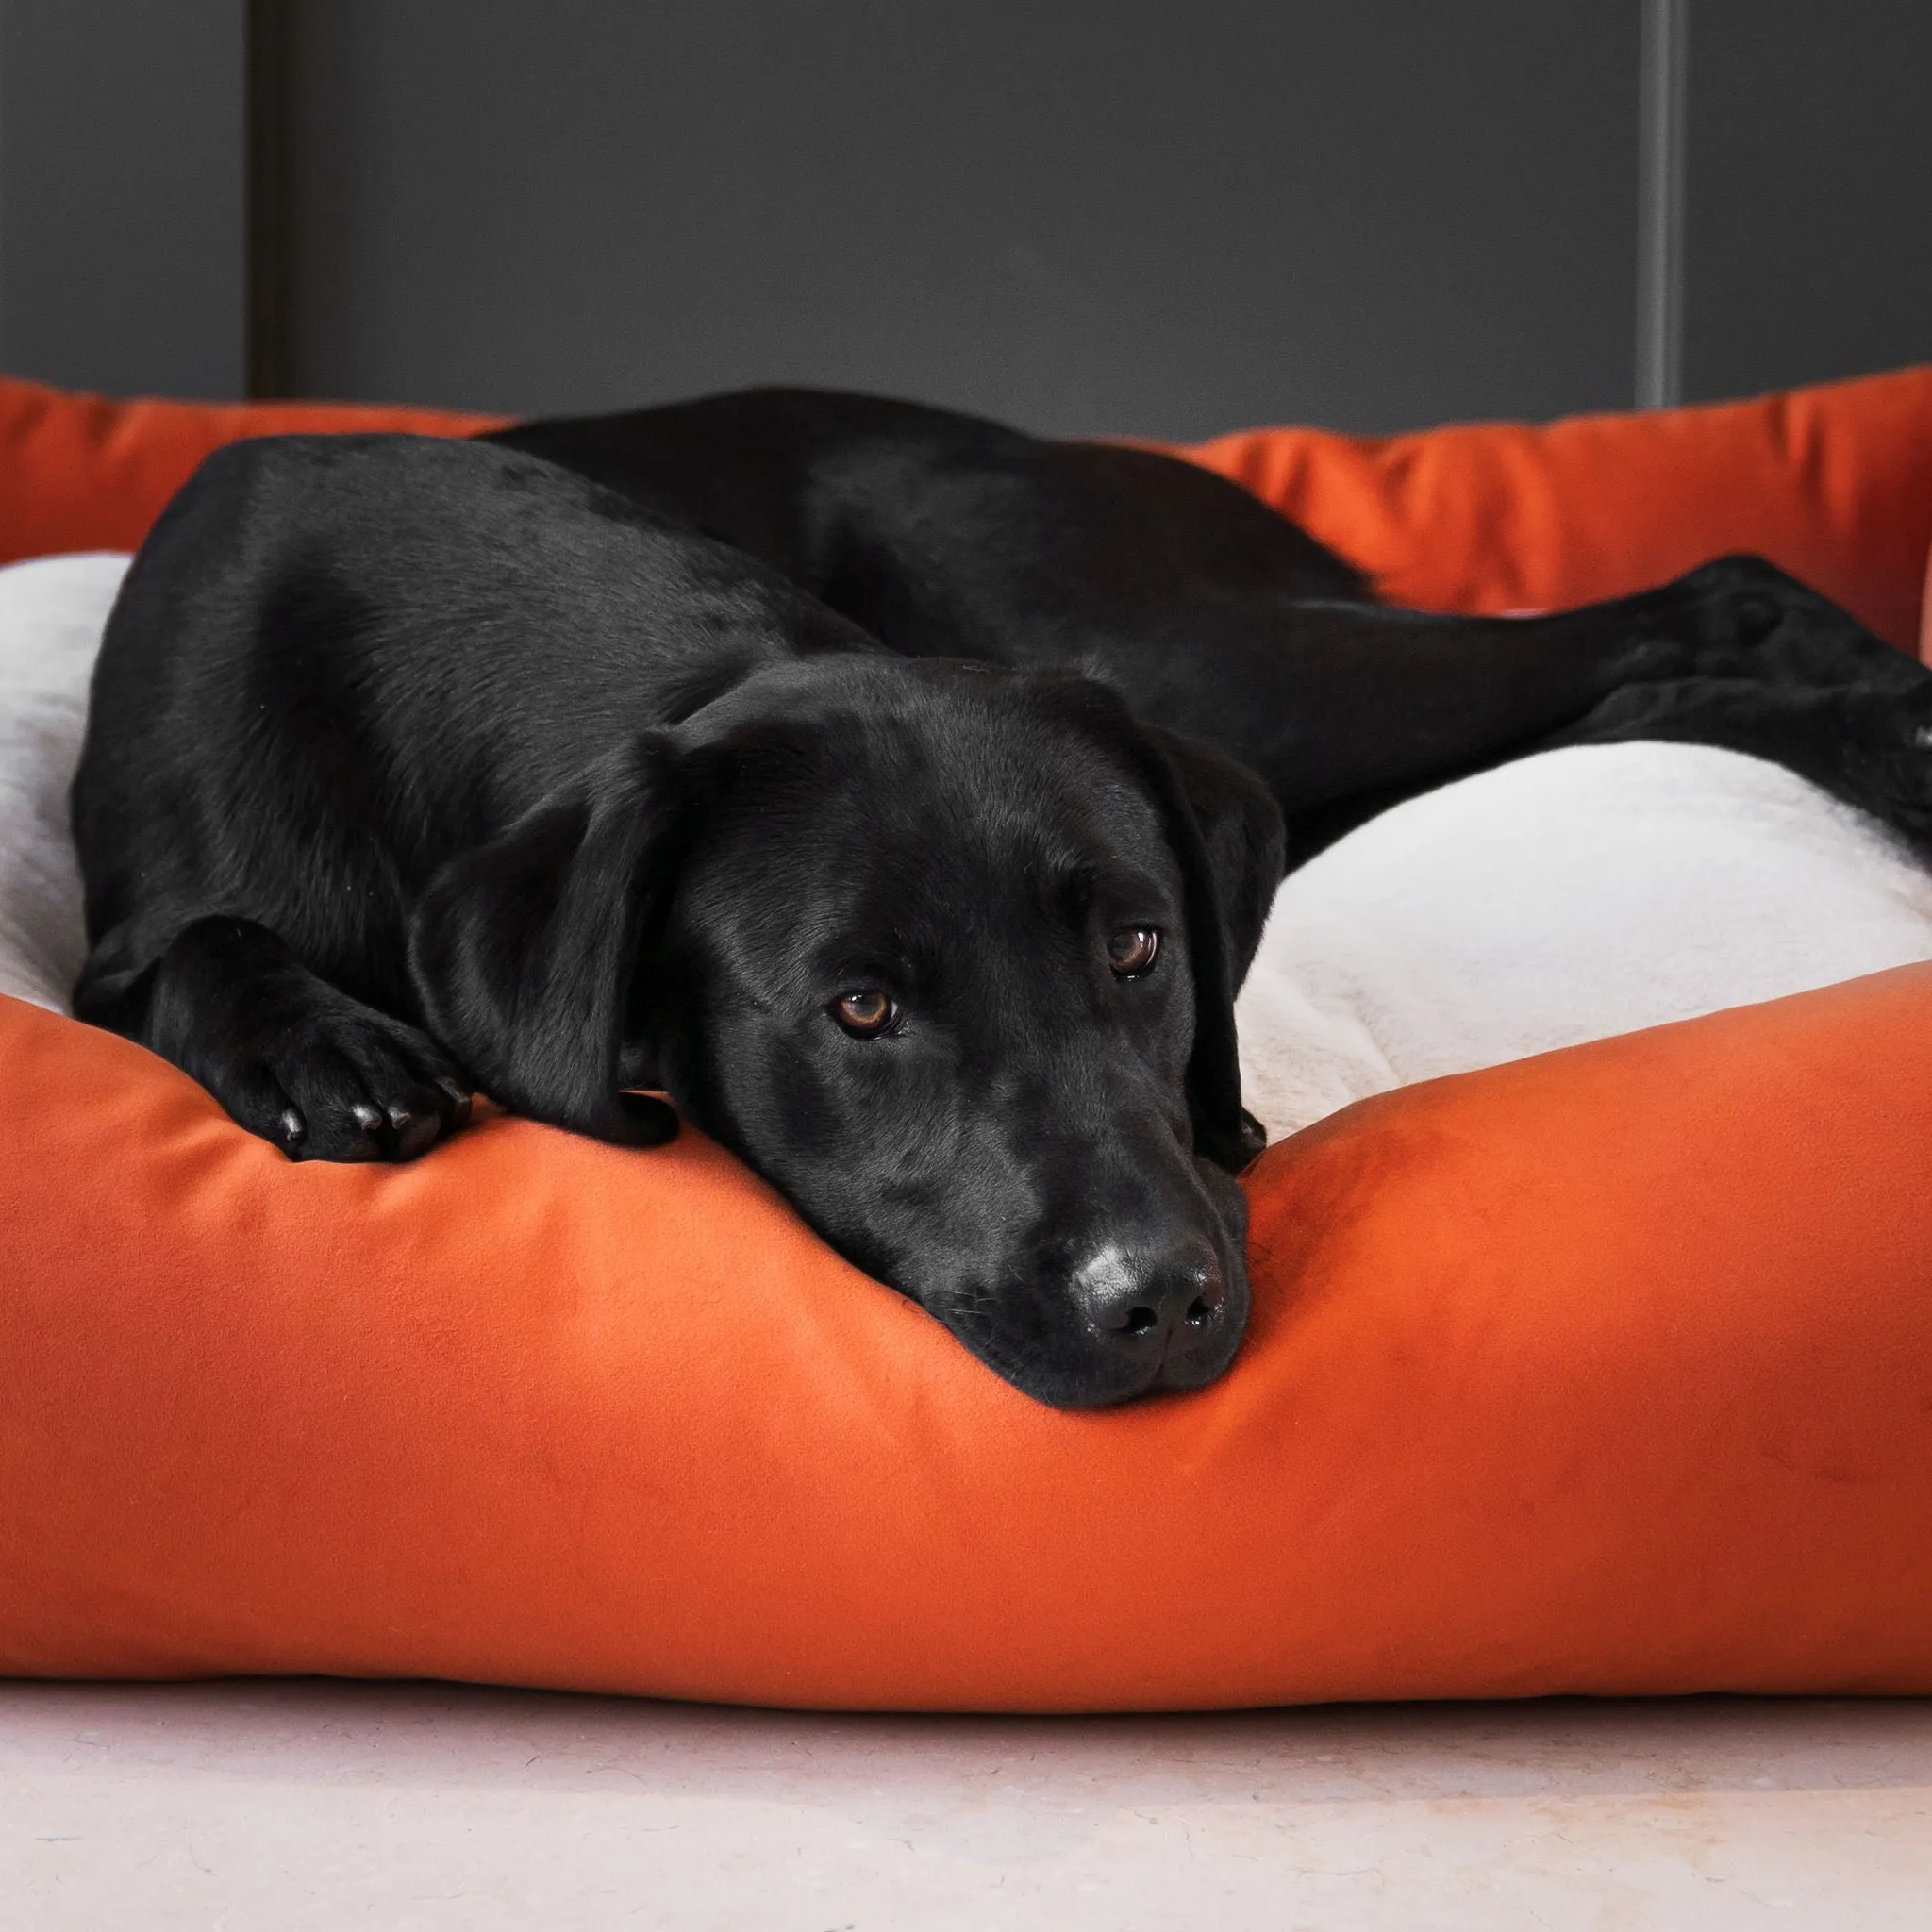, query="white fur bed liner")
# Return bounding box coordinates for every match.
[6,552,1932,1140]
